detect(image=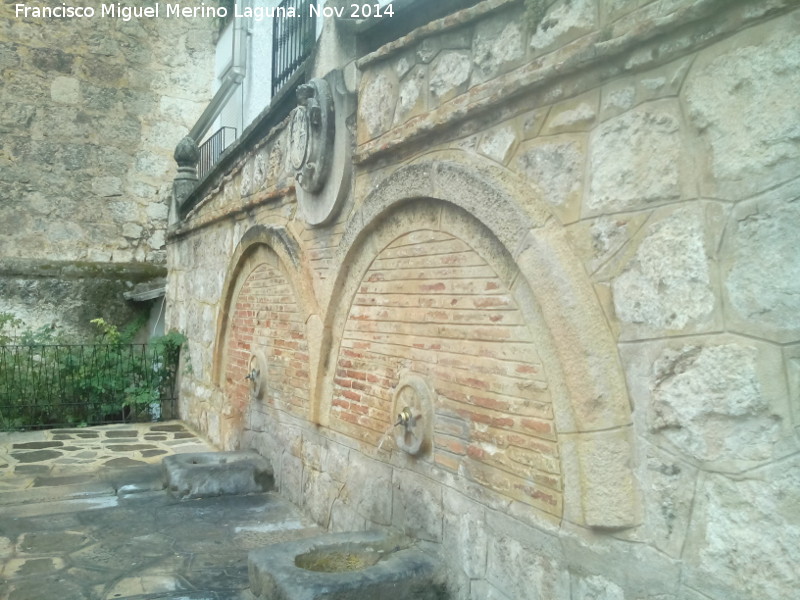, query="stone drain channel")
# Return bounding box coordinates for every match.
[0,422,445,599]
